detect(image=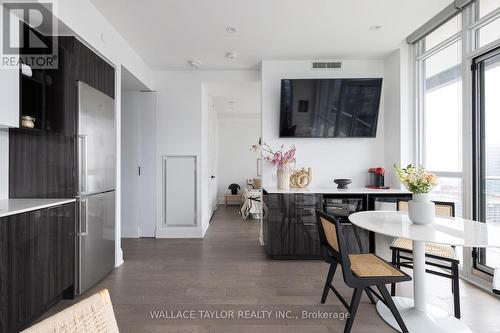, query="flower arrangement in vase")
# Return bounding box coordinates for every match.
[394,164,438,225]
[252,143,296,190]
